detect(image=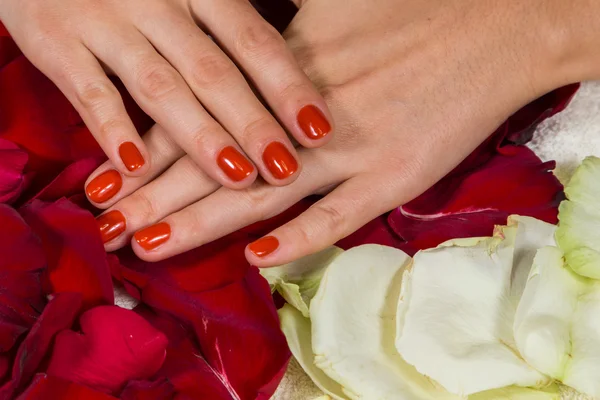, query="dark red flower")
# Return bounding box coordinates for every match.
[16,375,117,400]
